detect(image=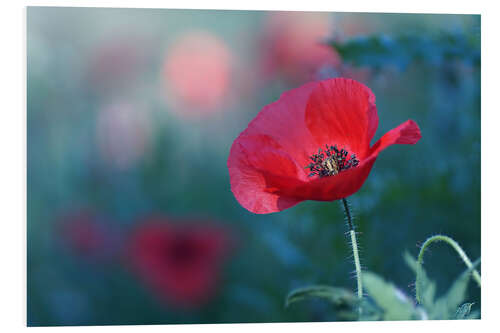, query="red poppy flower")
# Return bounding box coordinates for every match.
[227,78,421,214]
[127,219,232,308]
